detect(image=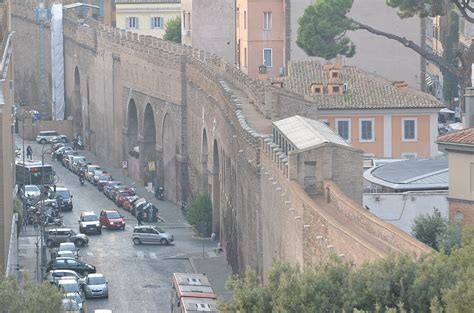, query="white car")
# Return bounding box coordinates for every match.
[36,131,60,144]
[44,269,85,285]
[21,185,41,199]
[58,242,80,259]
